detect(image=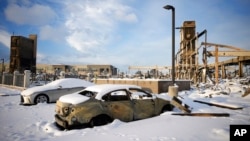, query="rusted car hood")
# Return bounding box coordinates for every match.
[58,93,90,105]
